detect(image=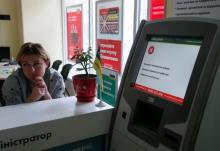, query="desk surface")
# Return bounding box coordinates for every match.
[0,96,113,130]
[0,96,114,151]
[0,62,19,80]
